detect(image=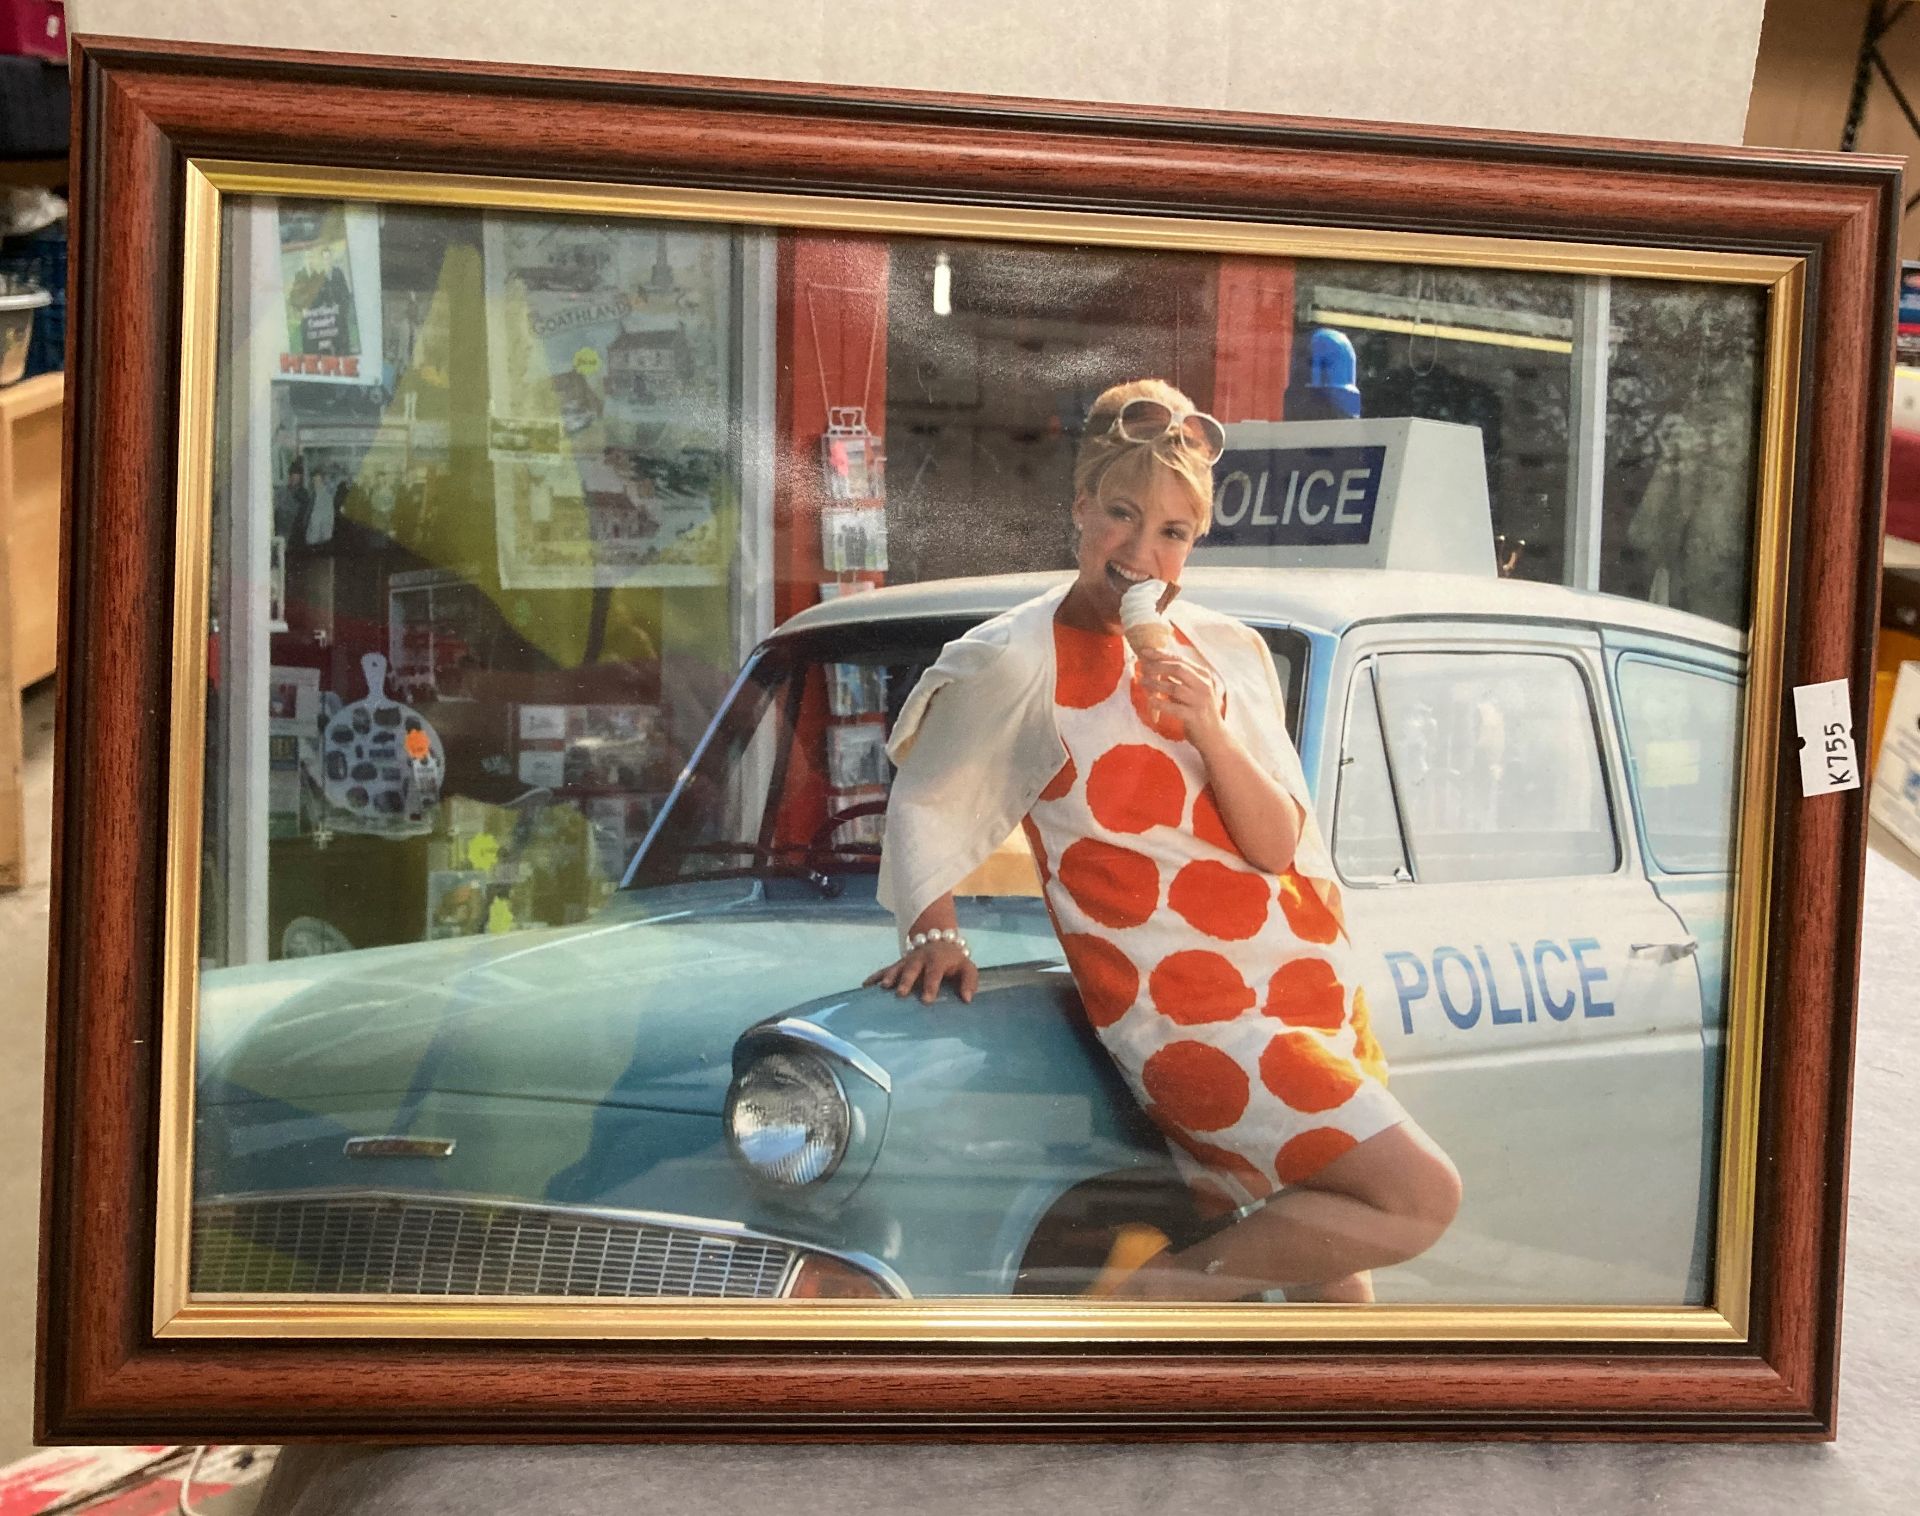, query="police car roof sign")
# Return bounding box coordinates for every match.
[1196,417,1496,576]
